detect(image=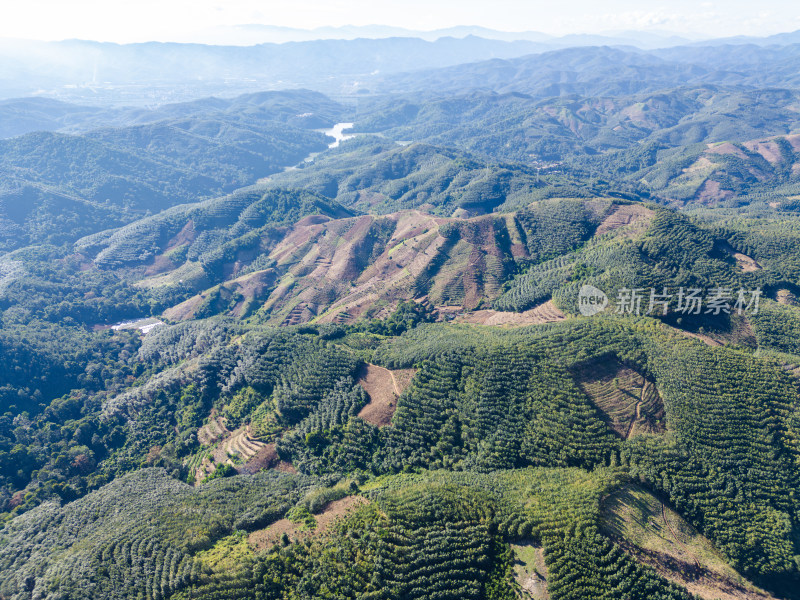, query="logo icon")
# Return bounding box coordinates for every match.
[578,285,608,316]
